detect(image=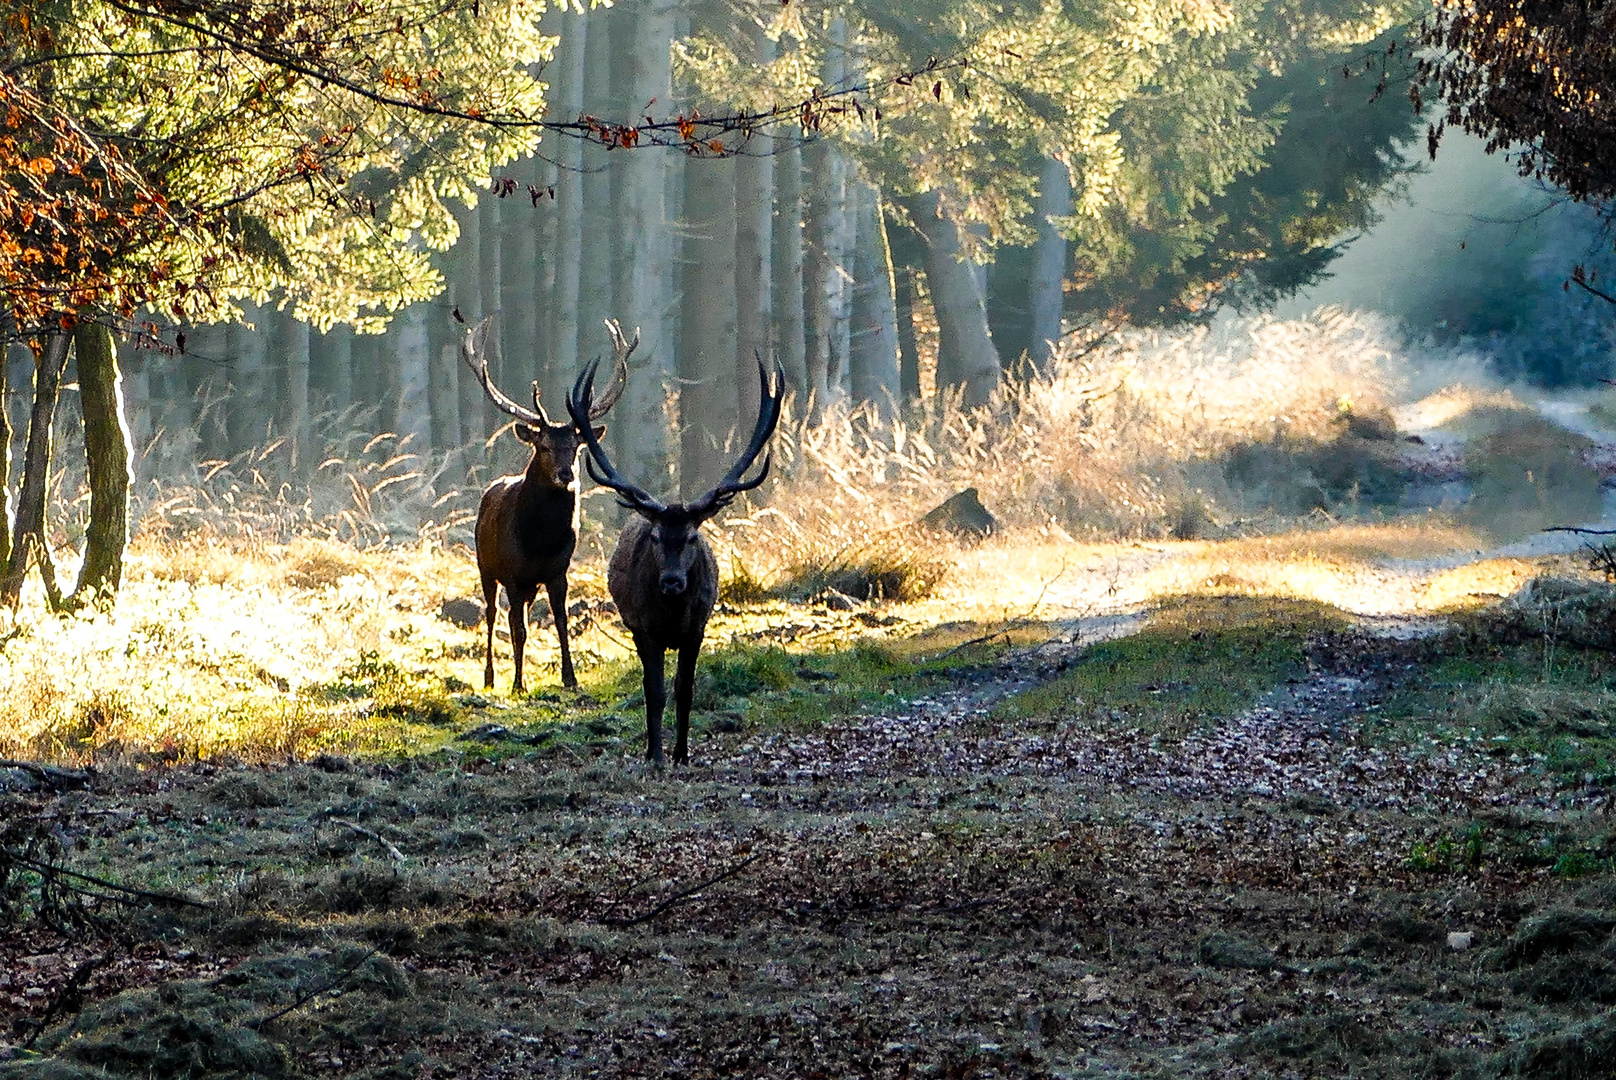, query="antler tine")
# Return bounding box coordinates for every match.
[689,358,786,519]
[460,313,548,426]
[566,358,666,514]
[587,318,641,420]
